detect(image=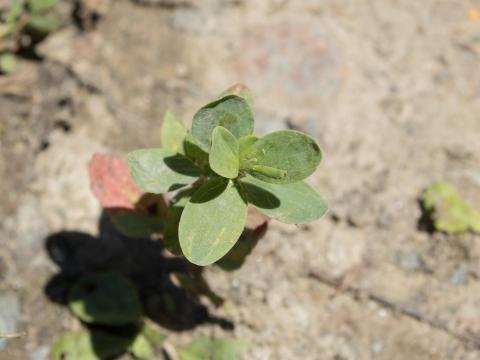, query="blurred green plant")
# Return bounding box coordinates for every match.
[128,84,328,266]
[422,182,480,234]
[52,272,248,360]
[0,0,59,74]
[52,272,166,360]
[178,336,250,360]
